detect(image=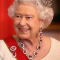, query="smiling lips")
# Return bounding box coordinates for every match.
[19,28,30,33]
